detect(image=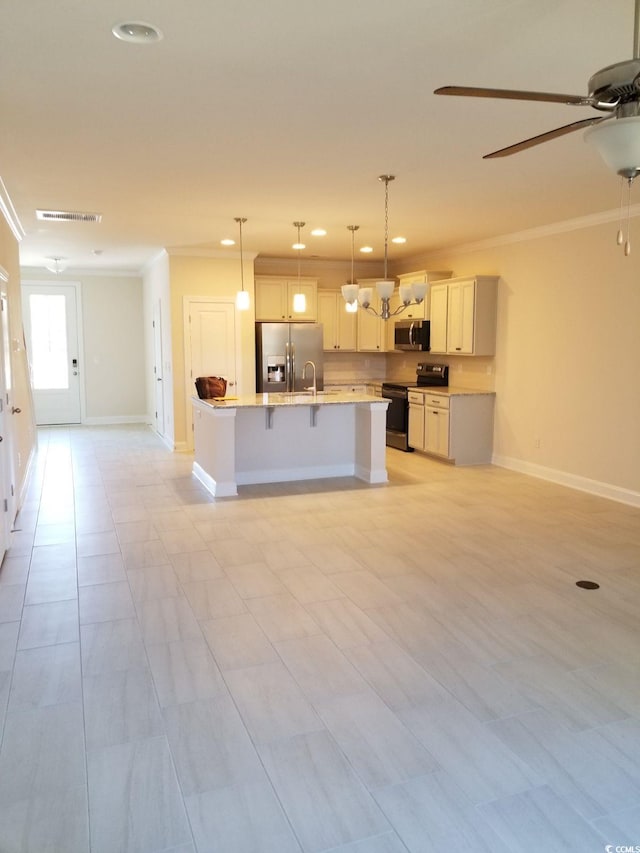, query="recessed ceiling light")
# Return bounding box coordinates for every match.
[292,242,306,250]
[220,238,235,246]
[310,228,326,237]
[360,246,373,253]
[391,236,407,244]
[112,21,164,43]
